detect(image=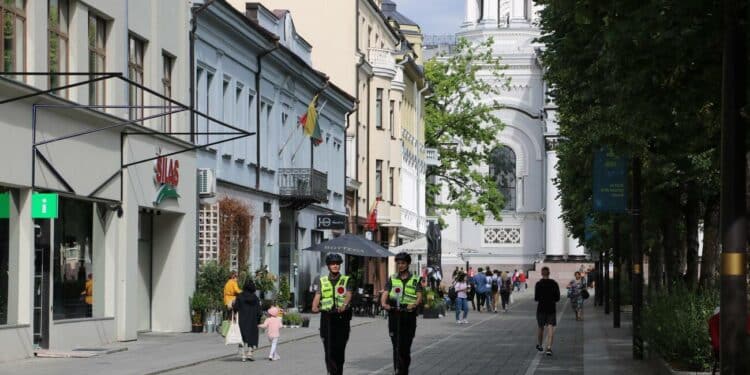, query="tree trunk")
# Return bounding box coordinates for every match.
[684,183,700,289]
[699,197,720,289]
[649,243,664,294]
[661,213,680,289]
